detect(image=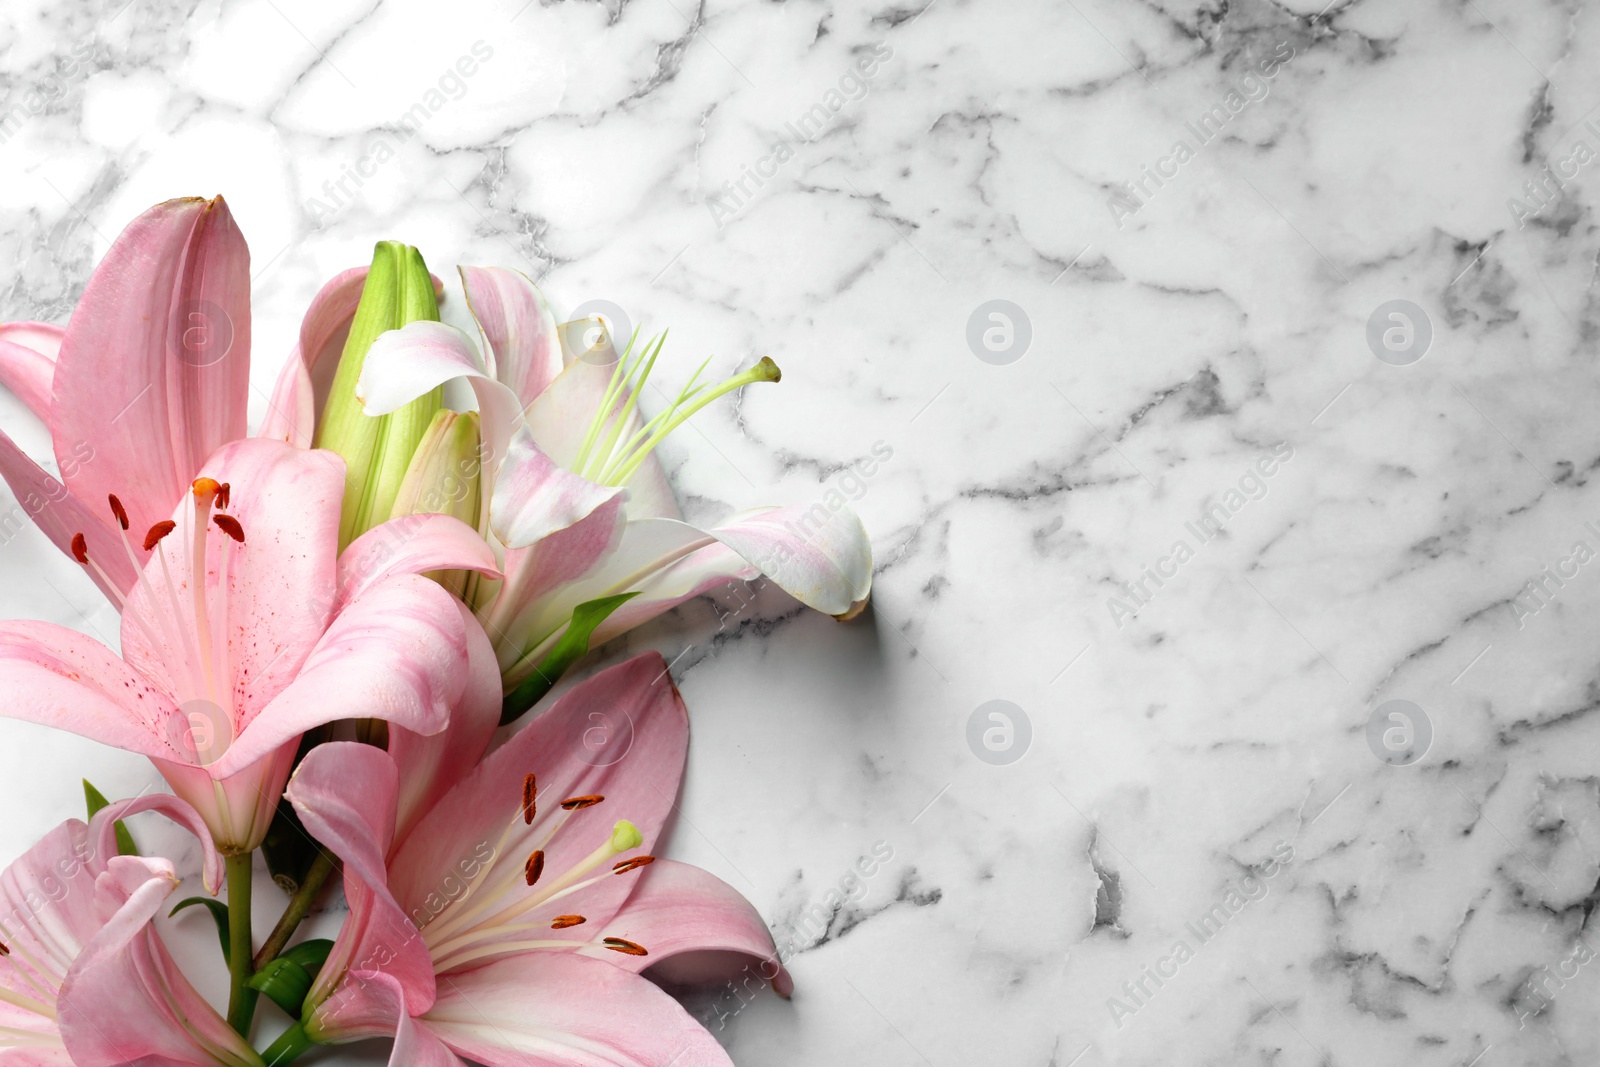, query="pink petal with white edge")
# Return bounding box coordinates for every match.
[600,859,792,996]
[336,512,502,616]
[212,571,469,779]
[458,266,562,404]
[0,321,65,360]
[121,439,344,727]
[489,426,622,550]
[356,319,525,487]
[288,743,437,1027]
[387,600,503,848]
[51,197,251,544]
[422,953,733,1067]
[387,652,689,946]
[0,619,173,762]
